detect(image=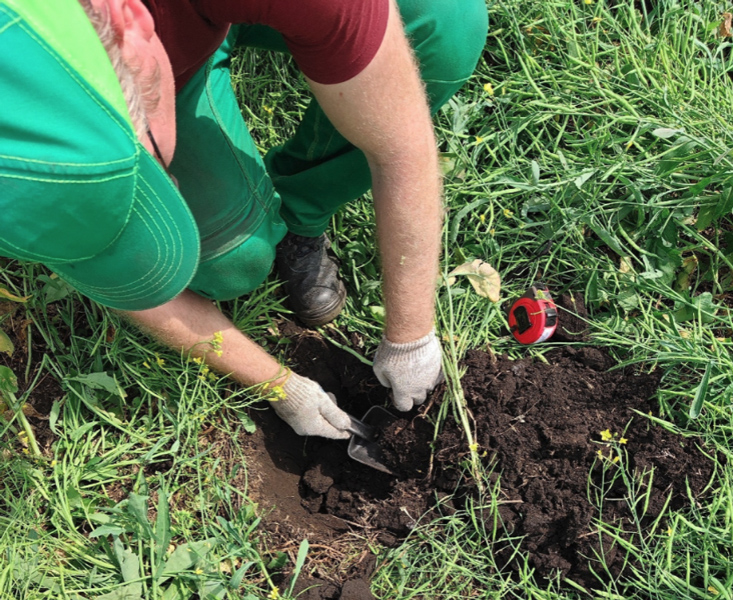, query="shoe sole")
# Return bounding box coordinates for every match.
[296,280,347,328]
